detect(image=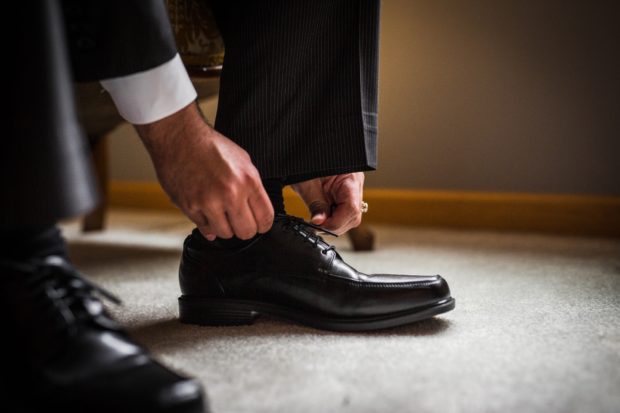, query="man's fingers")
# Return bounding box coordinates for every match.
[249,188,275,233]
[322,178,363,234]
[293,179,331,225]
[226,201,258,240]
[187,211,217,241]
[323,200,360,235]
[197,225,217,241]
[203,208,234,239]
[309,202,330,225]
